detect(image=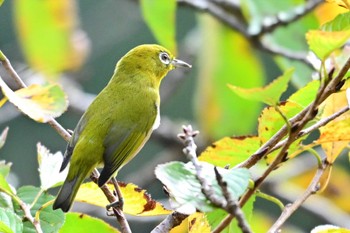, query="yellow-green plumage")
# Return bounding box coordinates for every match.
[53,44,191,212]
